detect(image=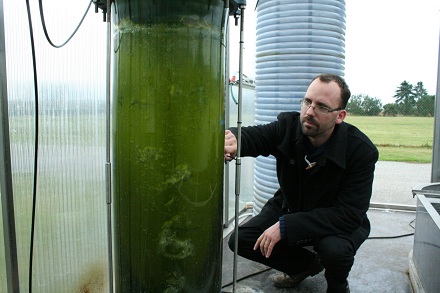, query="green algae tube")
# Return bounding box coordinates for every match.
[112,1,226,292]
